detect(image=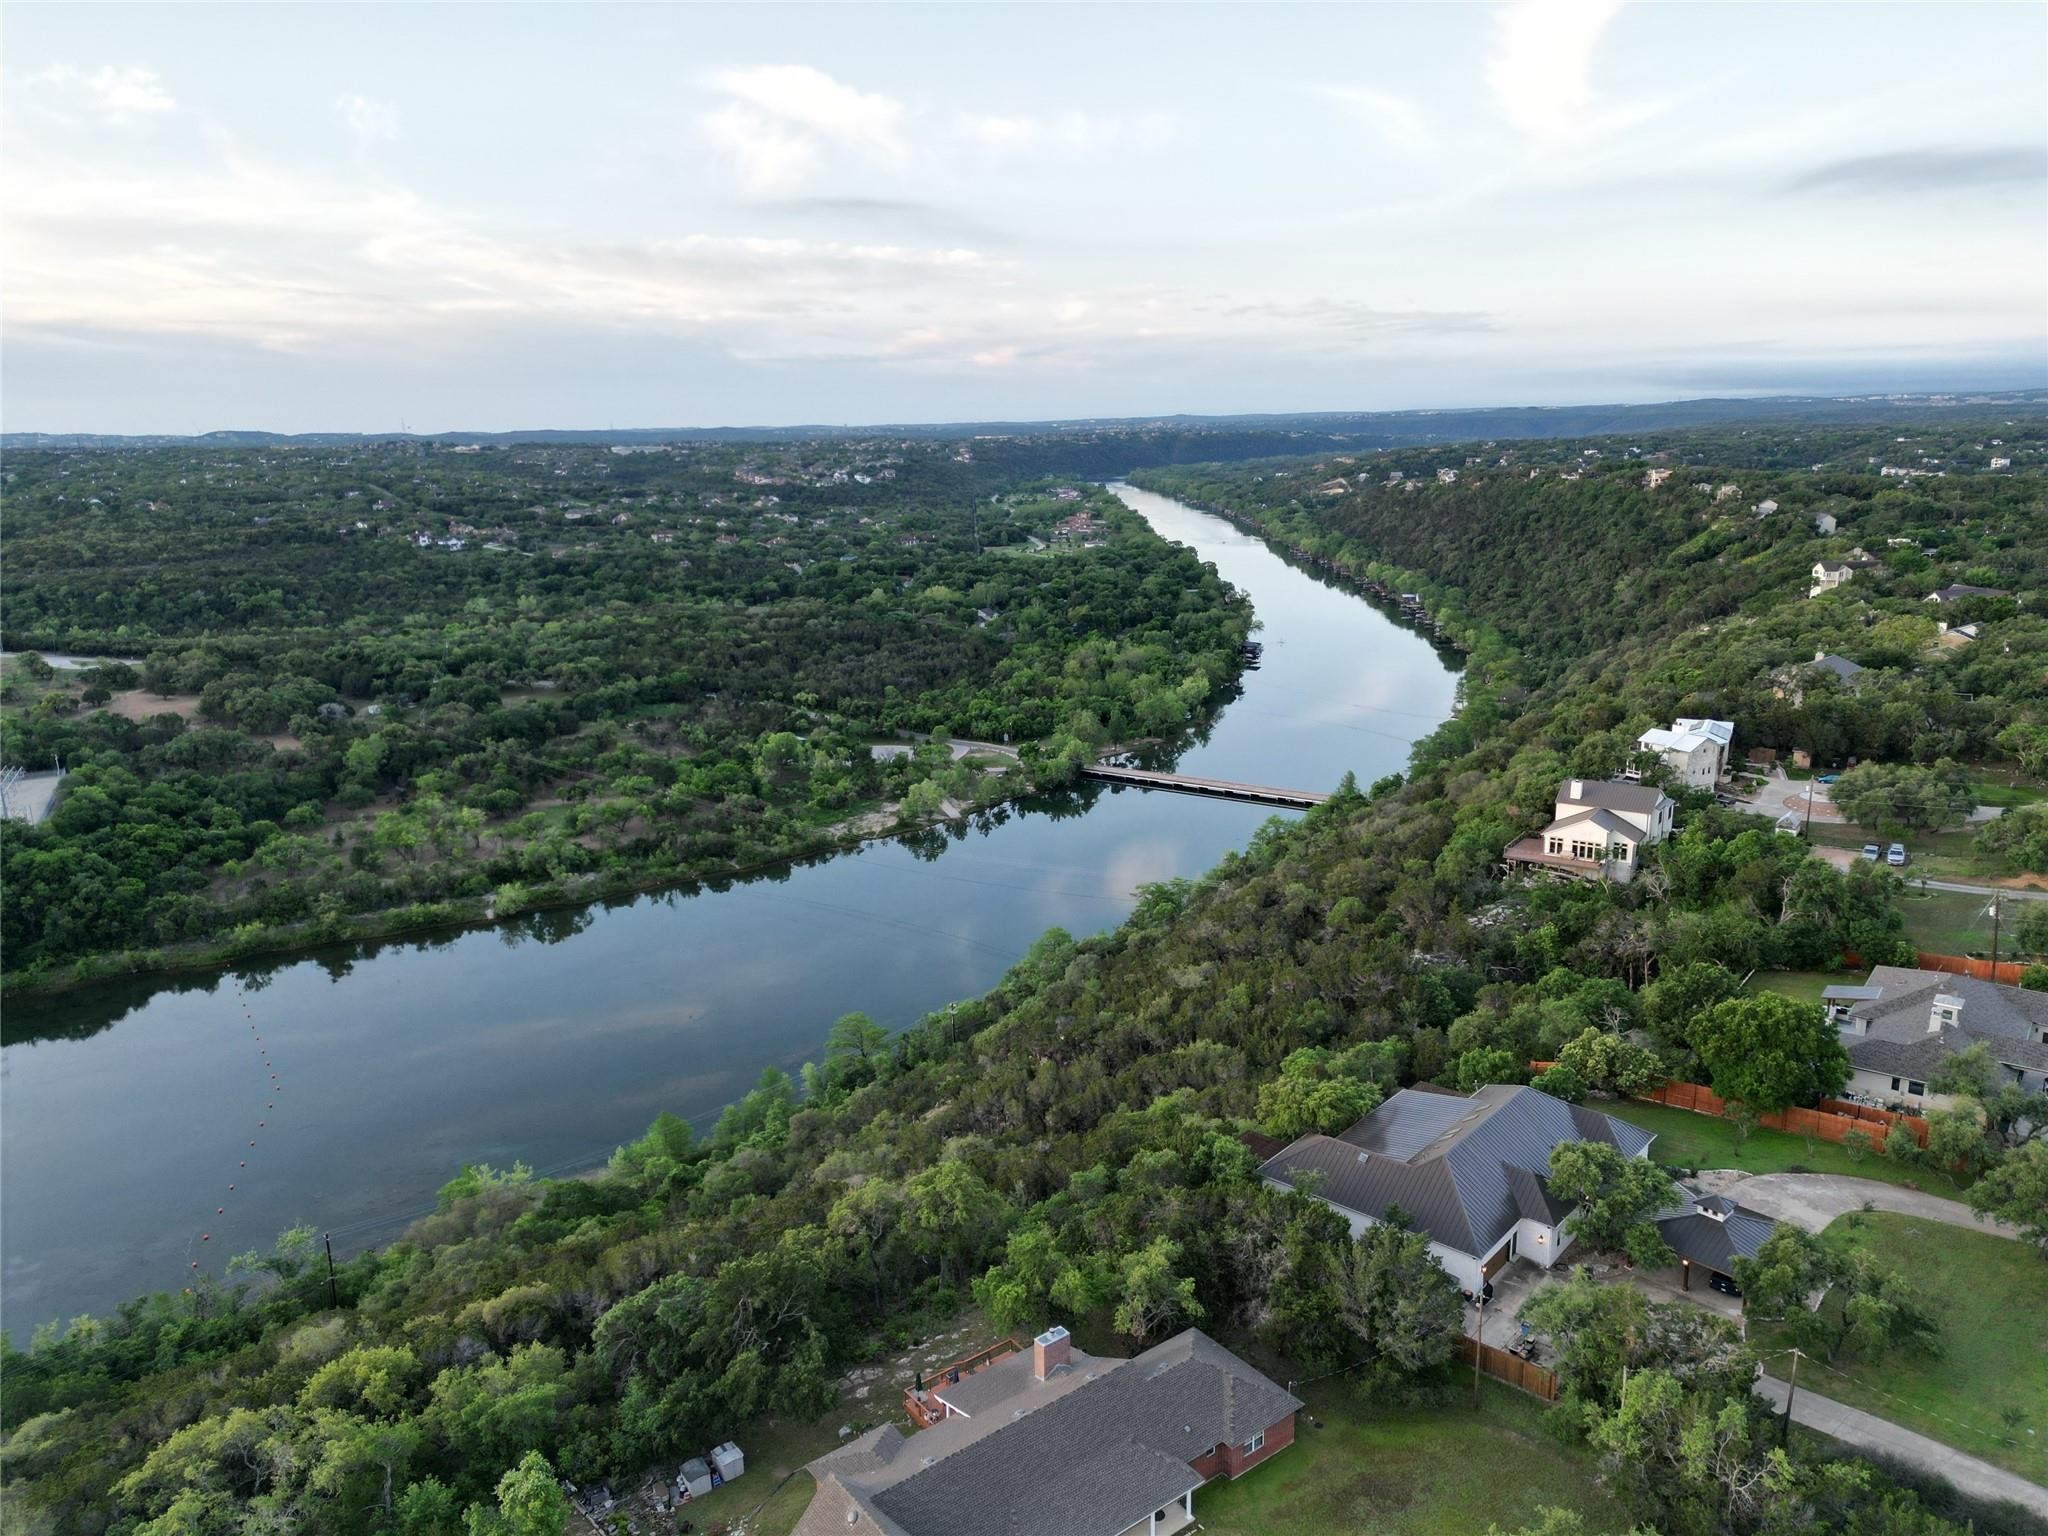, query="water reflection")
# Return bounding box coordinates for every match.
[0,487,1458,1331]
